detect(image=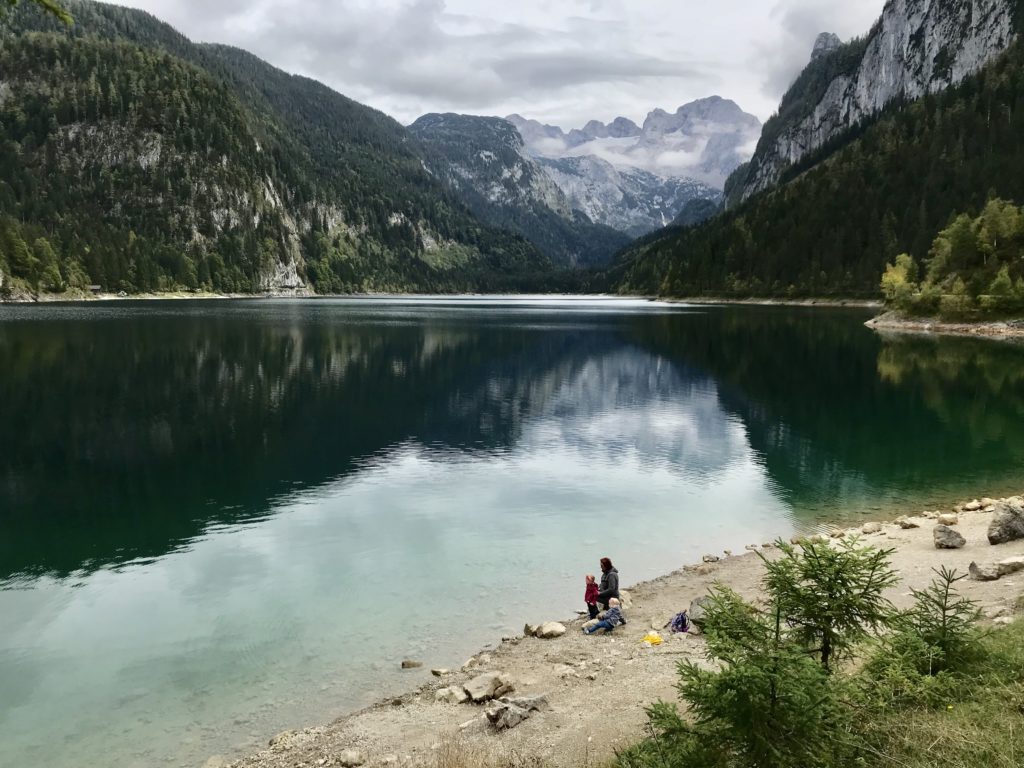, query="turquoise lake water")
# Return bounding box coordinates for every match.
[2,297,1024,767]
